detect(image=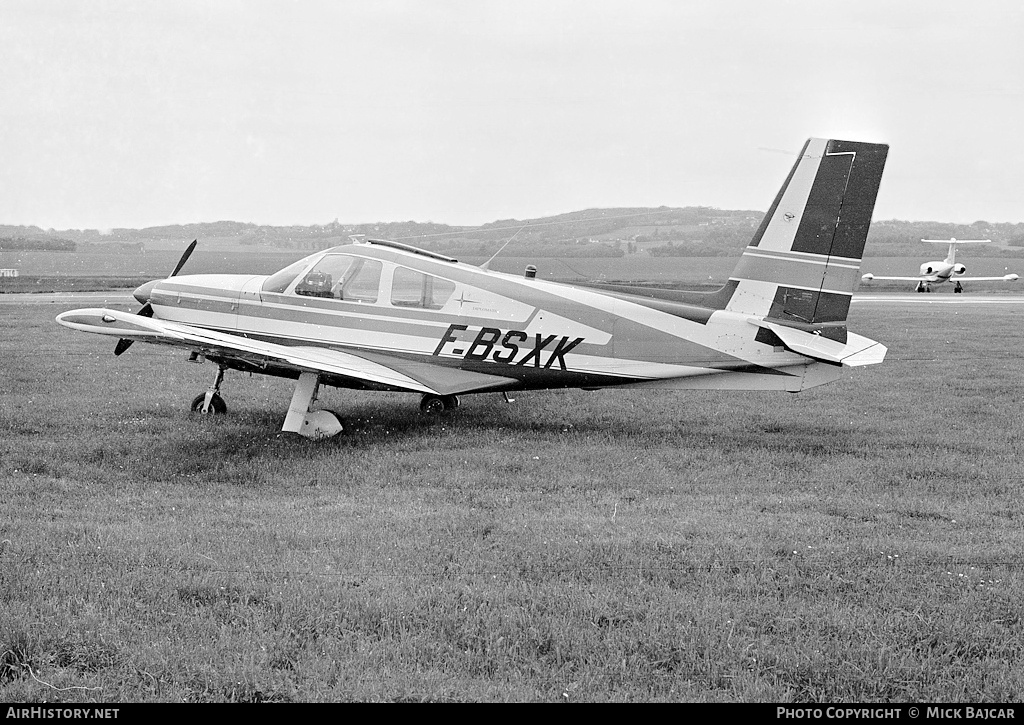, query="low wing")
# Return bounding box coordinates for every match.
[862,273,1018,282]
[860,274,929,282]
[951,274,1019,282]
[56,308,516,396]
